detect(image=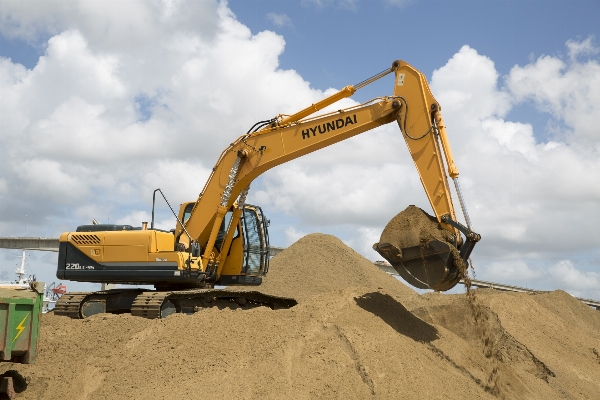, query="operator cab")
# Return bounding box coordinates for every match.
[215,204,270,286]
[240,205,270,276]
